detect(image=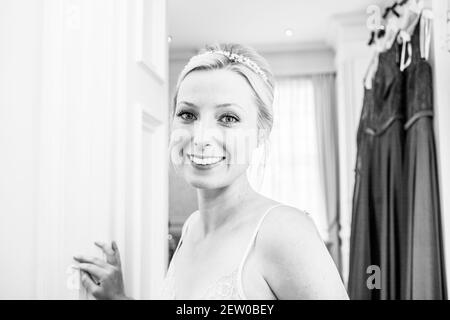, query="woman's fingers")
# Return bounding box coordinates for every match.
[111,241,122,268]
[73,254,108,268]
[94,241,114,255]
[94,241,117,266]
[93,241,122,268]
[78,263,108,282]
[80,270,101,296]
